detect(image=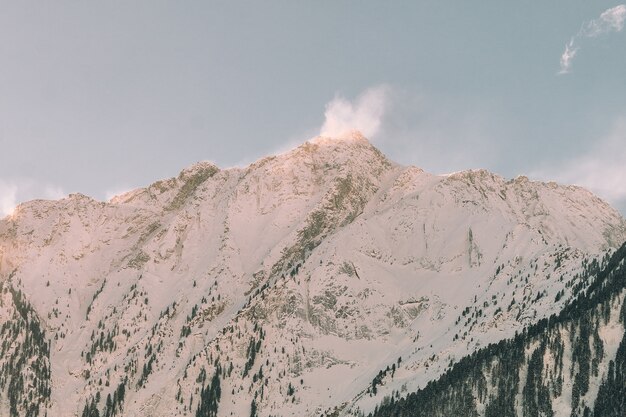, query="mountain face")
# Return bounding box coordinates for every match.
[0,131,625,417]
